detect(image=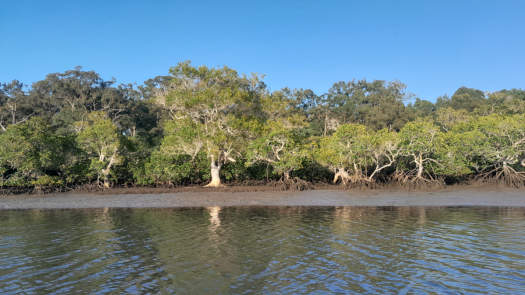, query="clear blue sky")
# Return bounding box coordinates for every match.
[1,0,524,101]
